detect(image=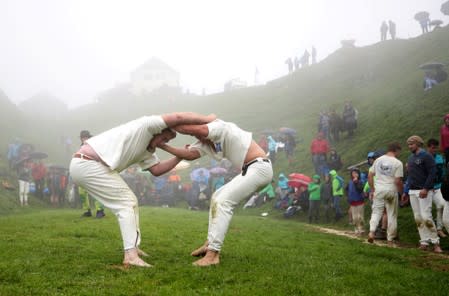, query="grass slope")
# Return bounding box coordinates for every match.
[1,208,449,295]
